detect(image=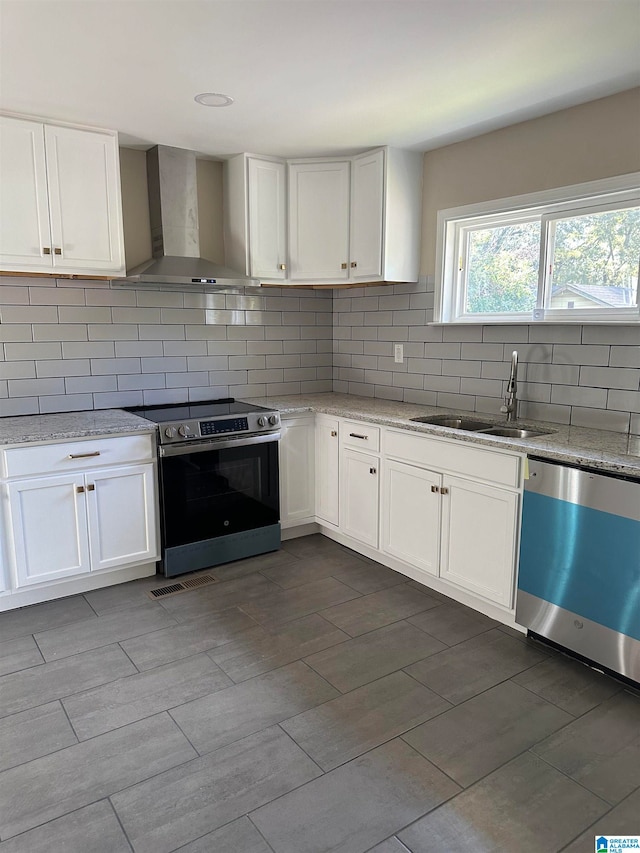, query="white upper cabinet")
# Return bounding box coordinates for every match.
[223,146,422,286]
[288,160,350,281]
[349,149,384,280]
[0,115,125,276]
